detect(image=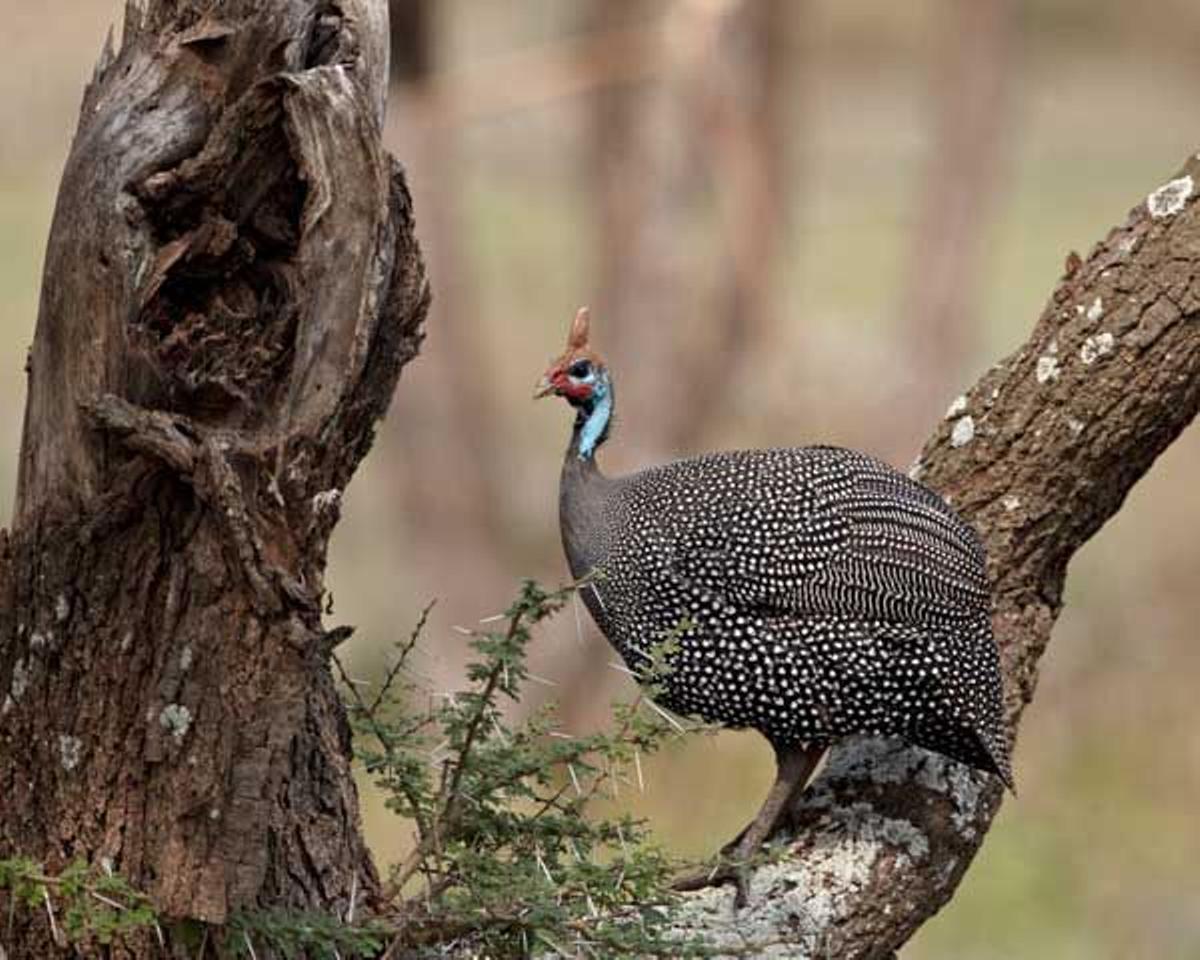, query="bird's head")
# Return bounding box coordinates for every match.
[534,307,610,410]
